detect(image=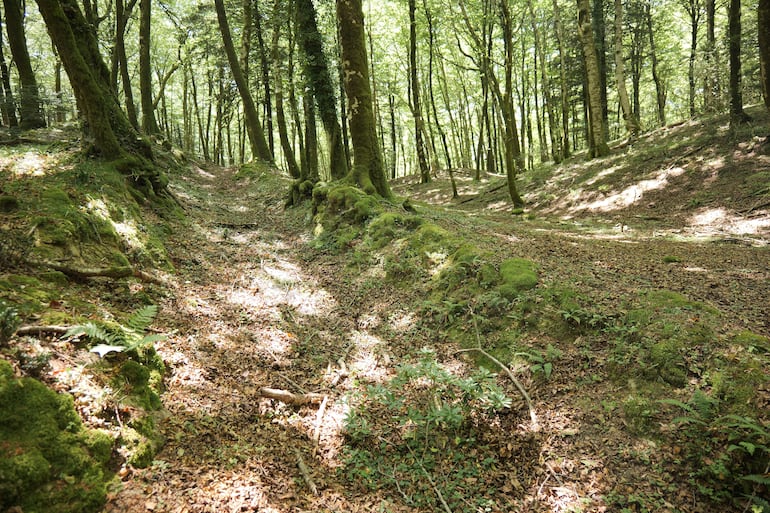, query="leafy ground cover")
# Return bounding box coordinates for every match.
[0,109,768,512]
